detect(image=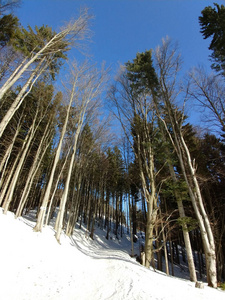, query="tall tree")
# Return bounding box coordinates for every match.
[109,51,164,268]
[0,0,21,81]
[56,63,106,243]
[1,82,56,214]
[33,61,86,233]
[188,66,225,136]
[195,133,225,281]
[0,13,19,49]
[199,3,225,76]
[0,8,91,138]
[155,37,217,287]
[125,49,198,281]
